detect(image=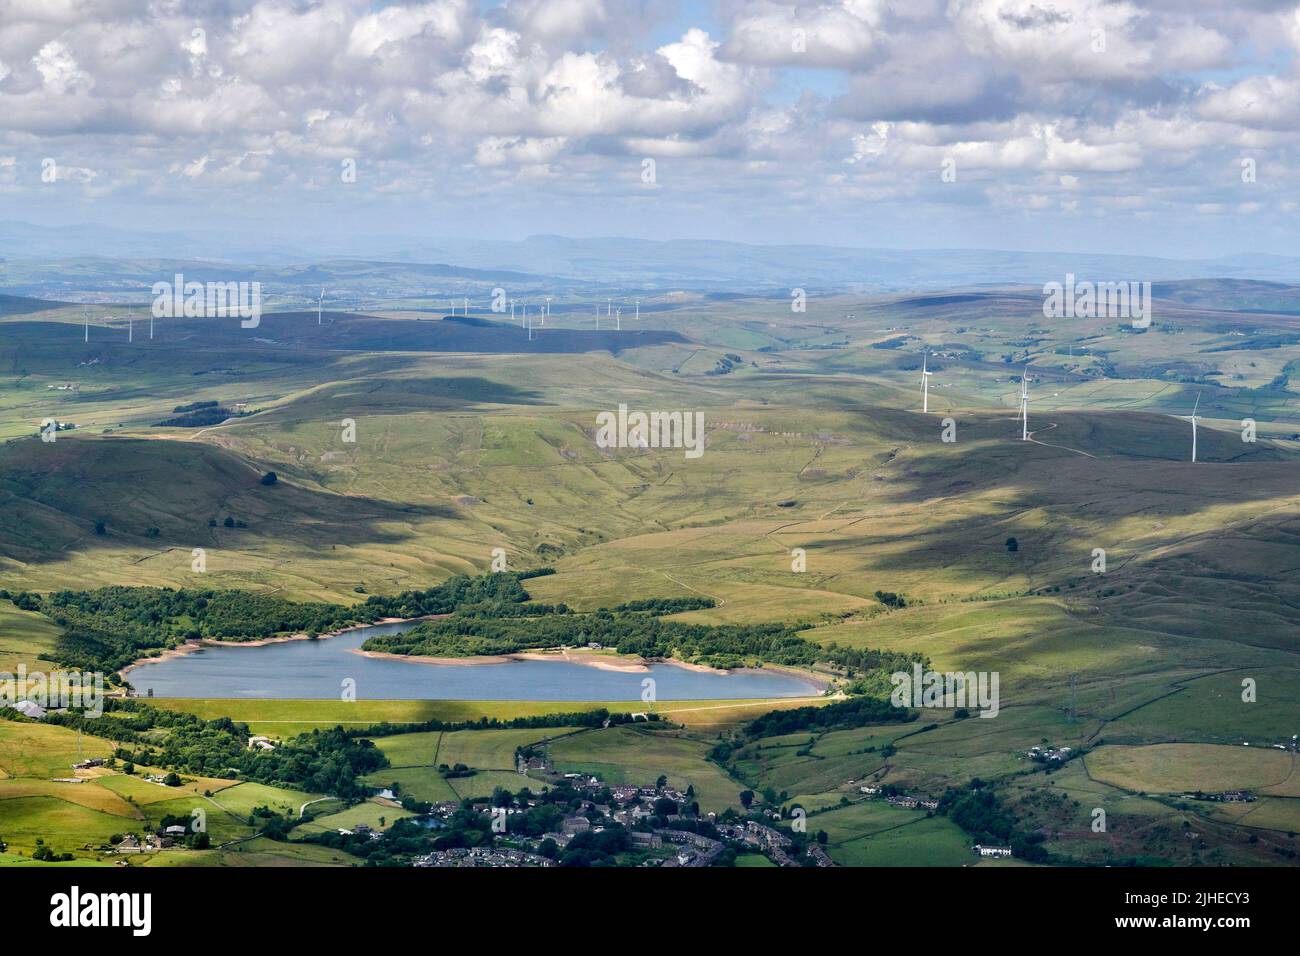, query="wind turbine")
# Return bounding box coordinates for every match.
[920,352,932,414]
[1184,393,1201,463]
[317,287,325,325]
[543,296,551,327]
[127,312,133,343]
[615,307,621,331]
[595,304,600,330]
[83,306,90,343]
[1020,366,1030,441]
[635,299,639,322]
[148,306,153,340]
